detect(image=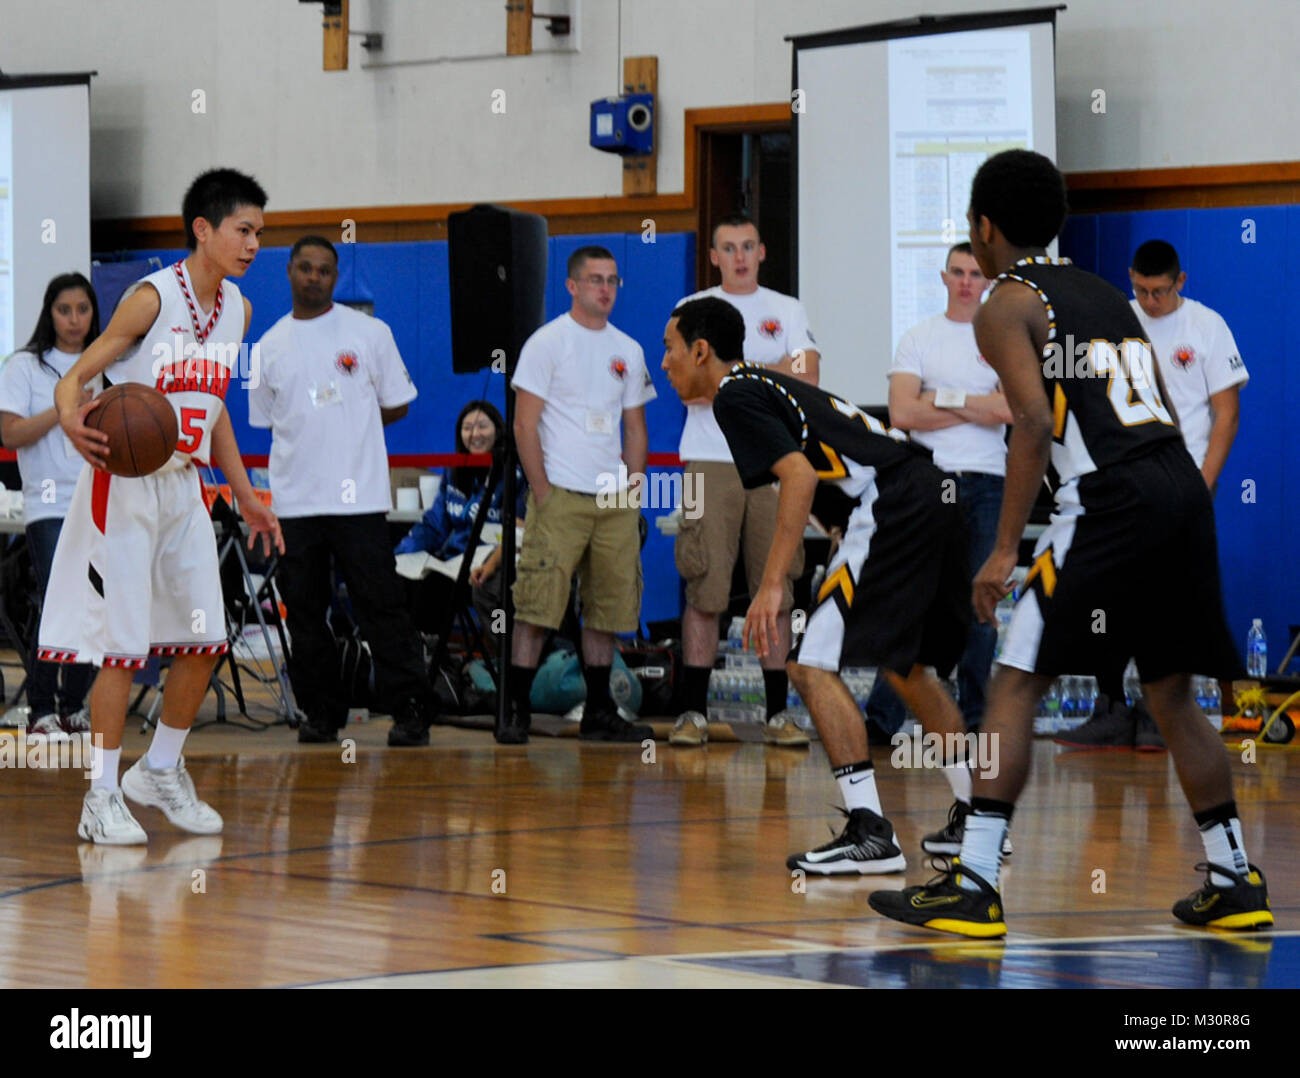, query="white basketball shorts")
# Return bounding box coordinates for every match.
[38,463,229,669]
